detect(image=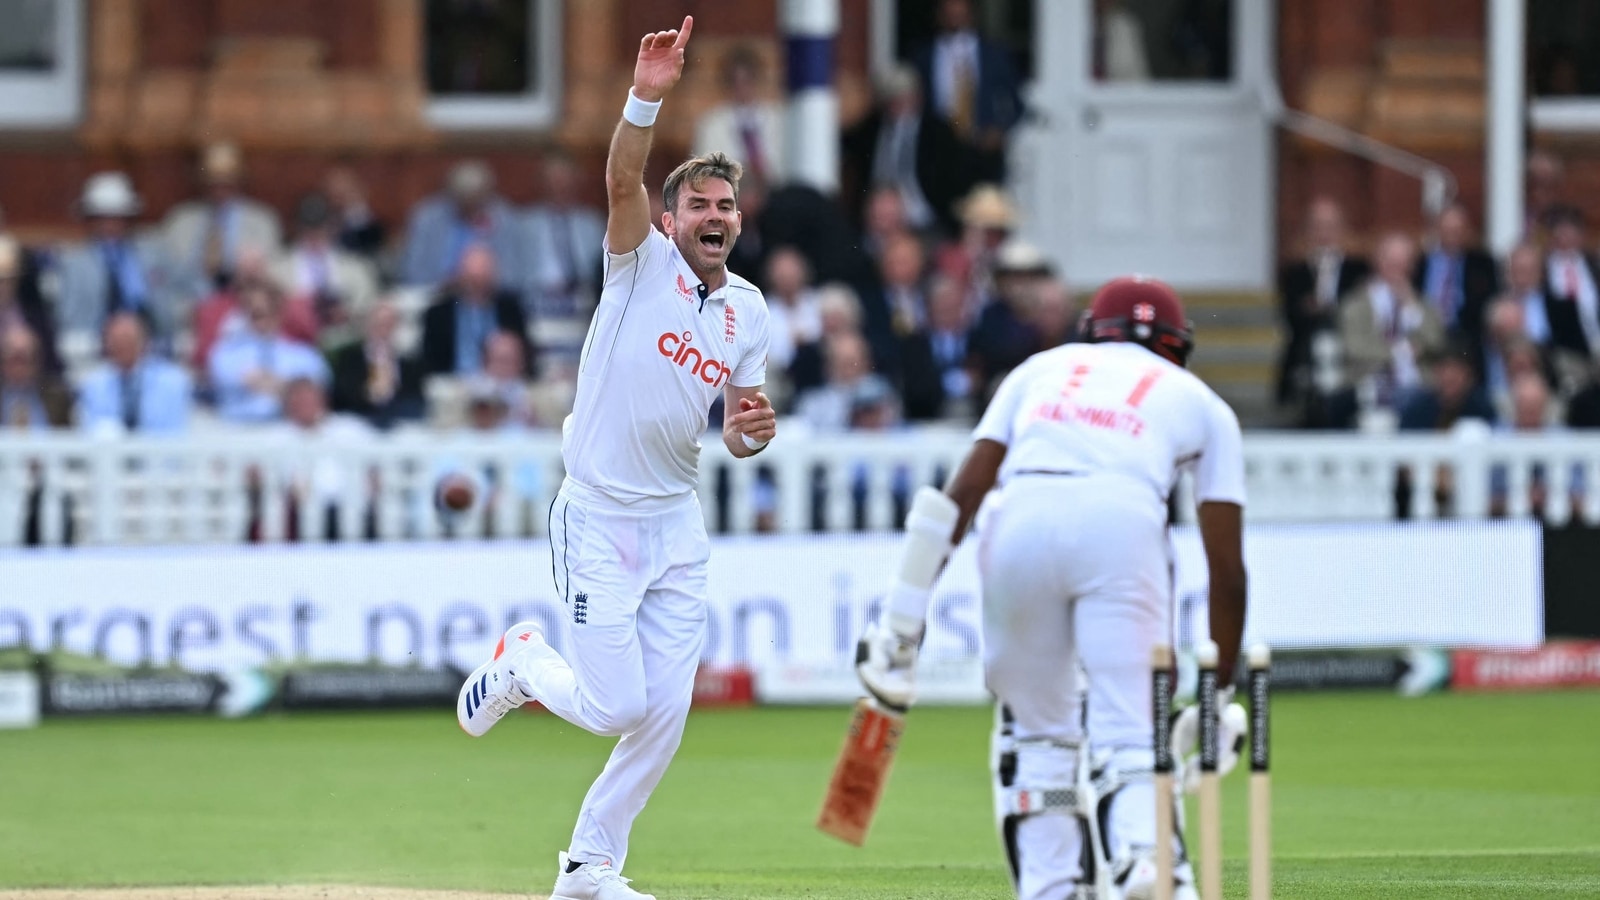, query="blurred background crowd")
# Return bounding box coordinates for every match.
[2,0,1600,541]
[0,0,1055,448]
